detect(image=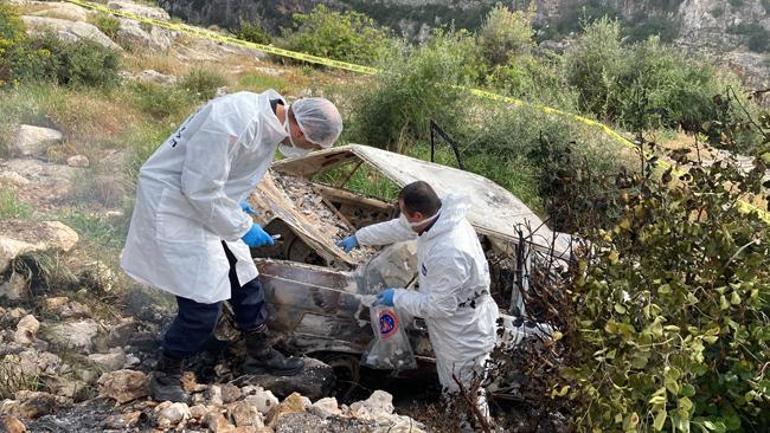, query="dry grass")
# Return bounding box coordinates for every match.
[123,51,188,76]
[0,355,41,399]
